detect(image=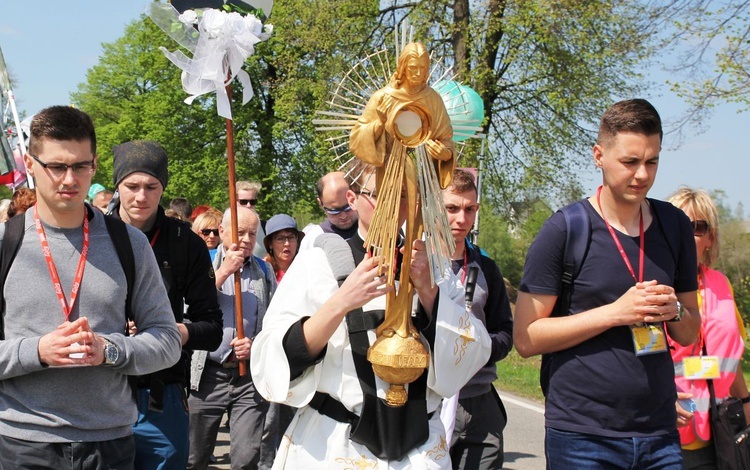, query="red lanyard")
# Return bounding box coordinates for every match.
[596,186,644,283]
[34,205,90,321]
[149,227,160,248]
[695,268,707,353]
